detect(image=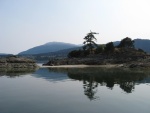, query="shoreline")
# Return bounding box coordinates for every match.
[39,64,124,68]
